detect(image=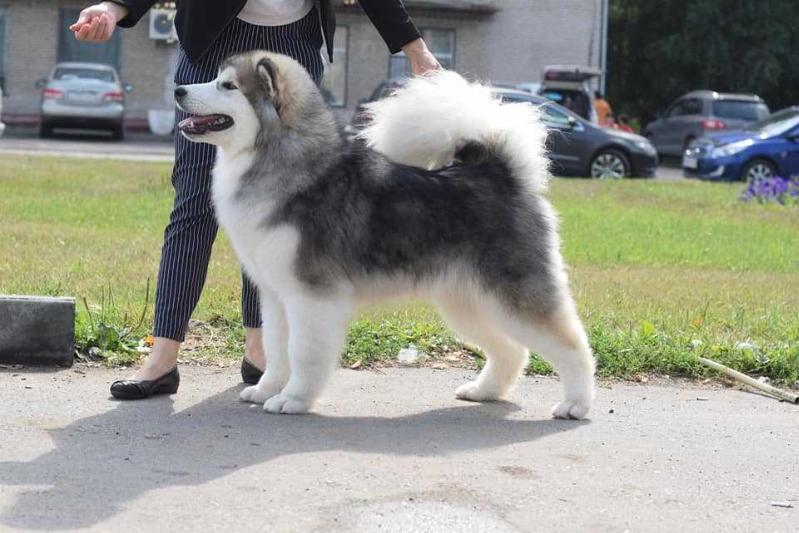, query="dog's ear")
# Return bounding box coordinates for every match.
[256,57,279,102]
